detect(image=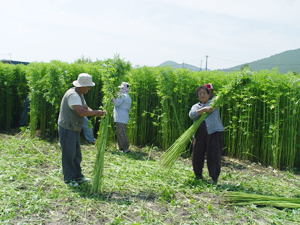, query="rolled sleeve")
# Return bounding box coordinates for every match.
[189,103,201,121]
